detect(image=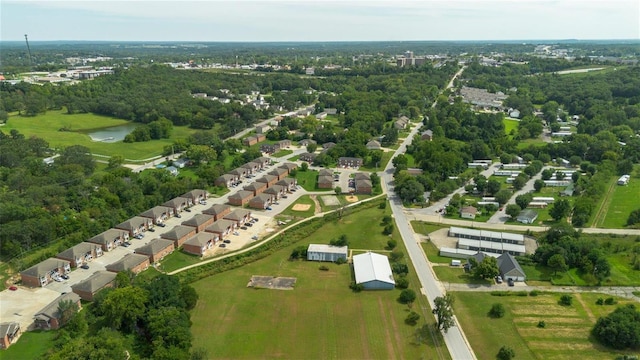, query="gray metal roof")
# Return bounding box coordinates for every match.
[497,253,526,277]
